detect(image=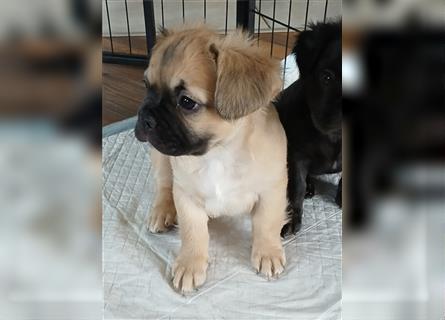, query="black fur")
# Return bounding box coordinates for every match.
[276,21,342,237]
[135,83,210,156]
